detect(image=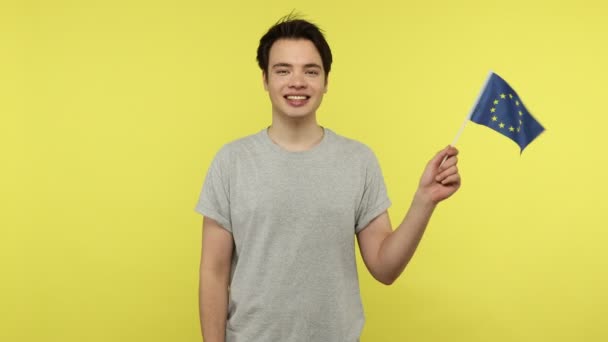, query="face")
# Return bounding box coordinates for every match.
[263,39,328,120]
